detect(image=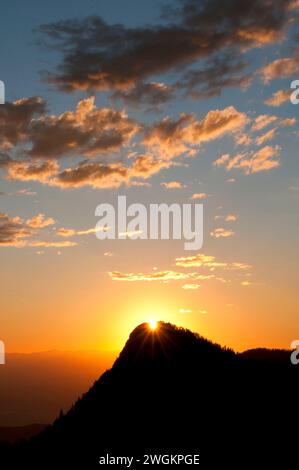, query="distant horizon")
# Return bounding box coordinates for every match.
[3,320,294,355]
